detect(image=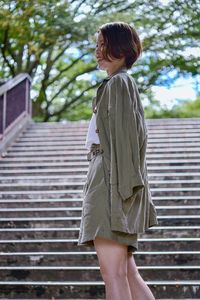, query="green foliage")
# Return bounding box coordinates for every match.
[0,0,199,121]
[145,94,200,119]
